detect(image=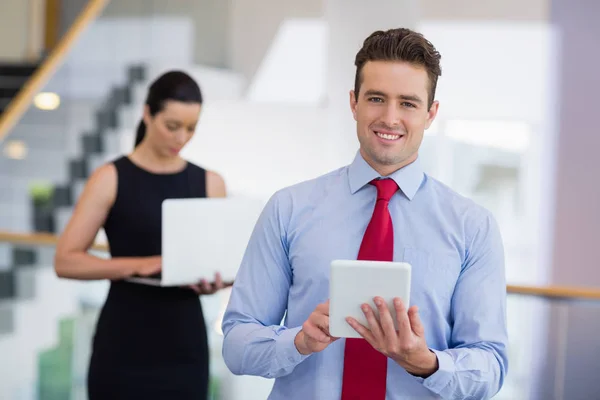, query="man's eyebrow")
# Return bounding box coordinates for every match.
[399,94,423,104]
[363,90,423,104]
